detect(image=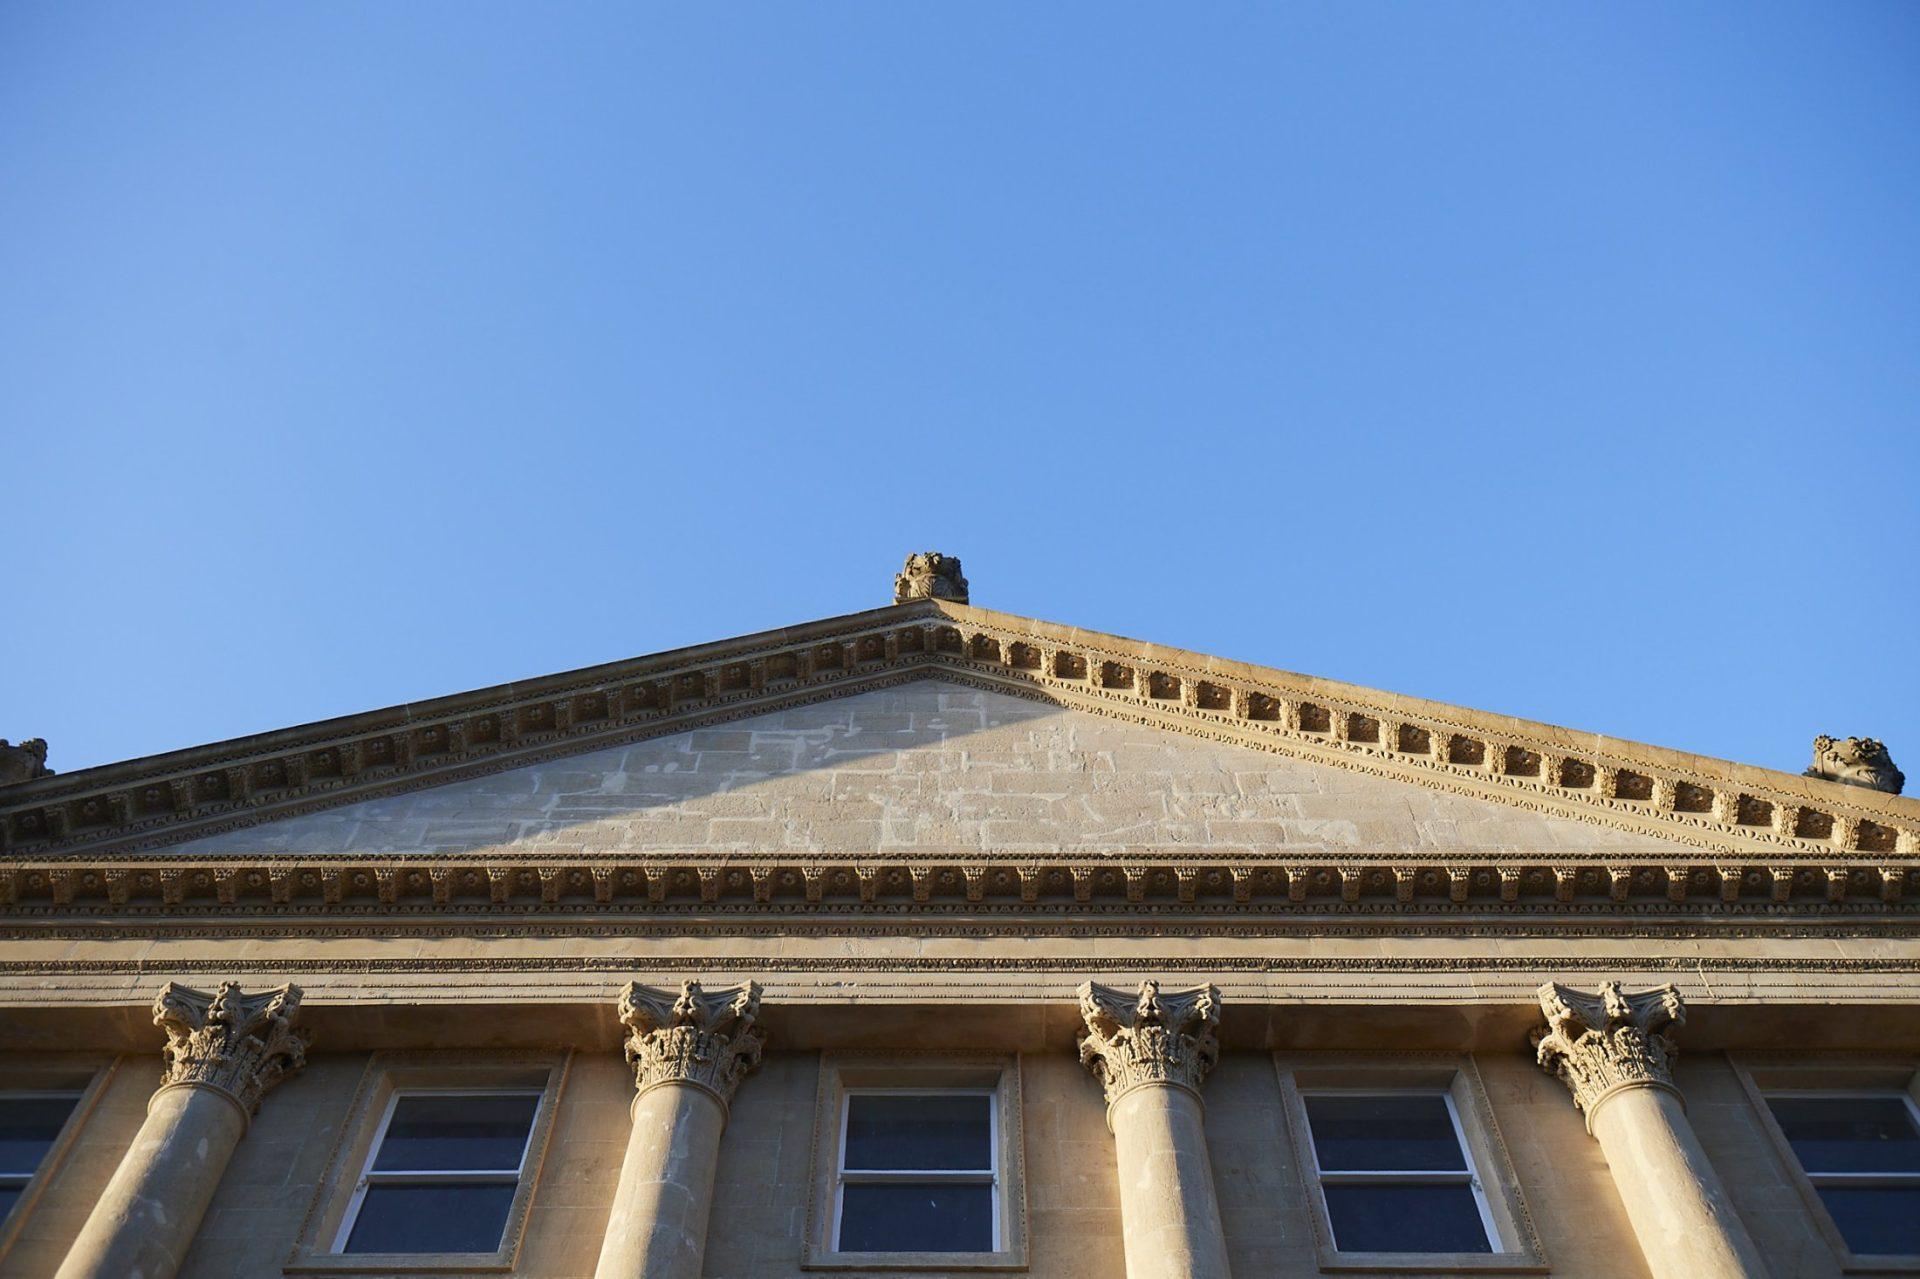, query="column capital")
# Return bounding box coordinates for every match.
[152,981,308,1123]
[1077,979,1221,1111]
[1532,980,1685,1129]
[617,980,764,1116]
